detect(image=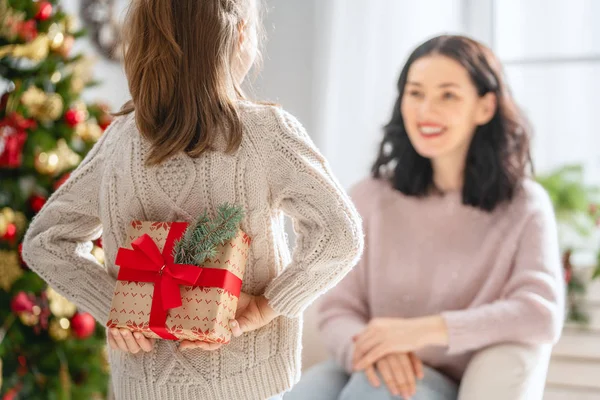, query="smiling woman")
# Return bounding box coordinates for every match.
[286,35,564,400]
